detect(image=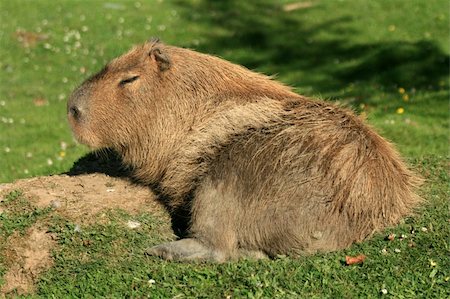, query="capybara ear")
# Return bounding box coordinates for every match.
[149,47,171,72]
[148,37,160,44]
